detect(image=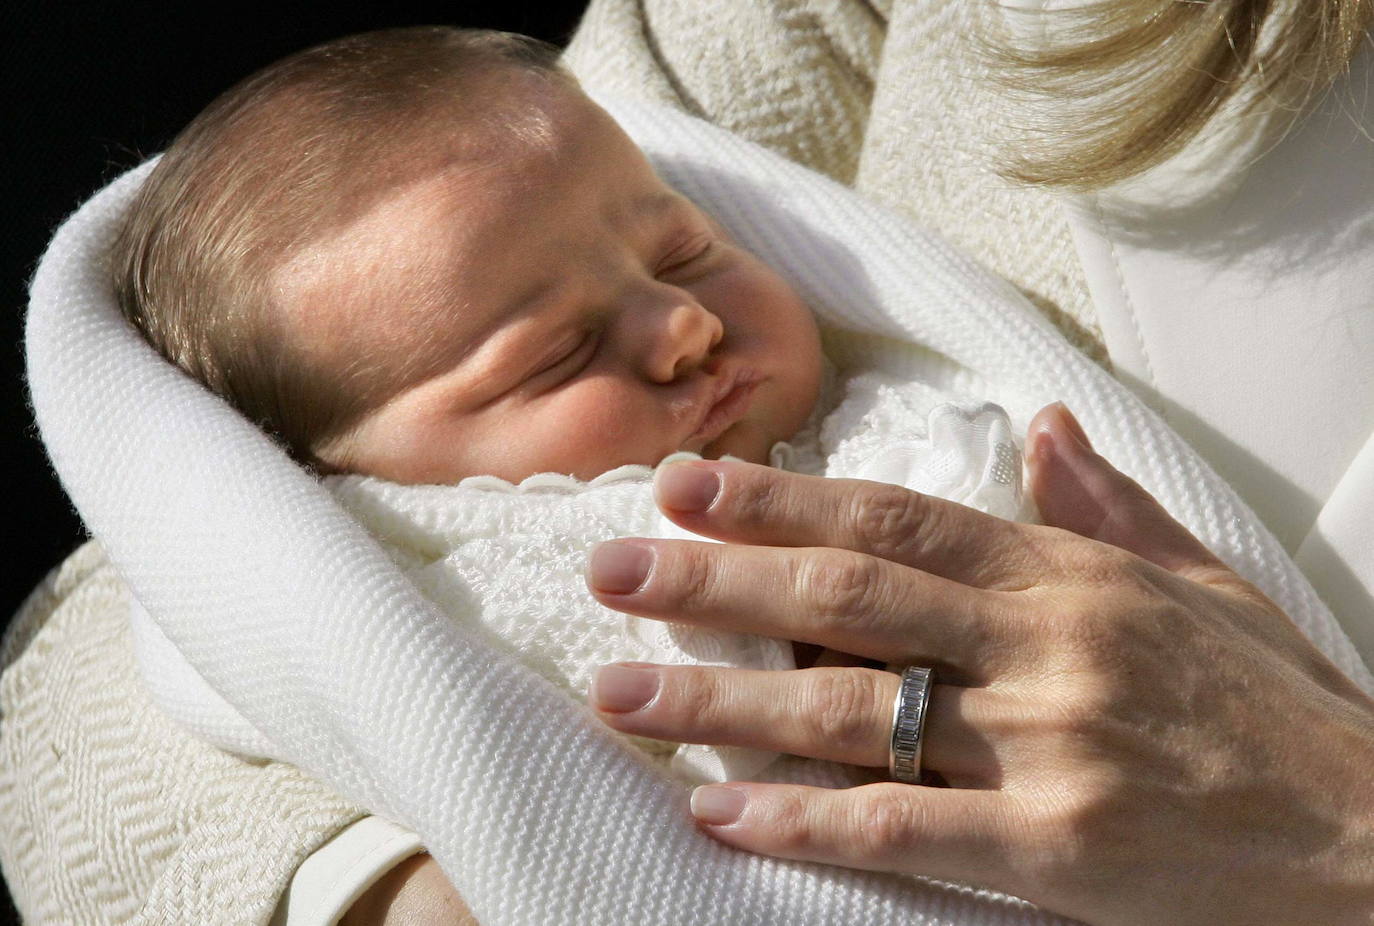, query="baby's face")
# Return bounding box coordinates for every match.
[280,77,823,484]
